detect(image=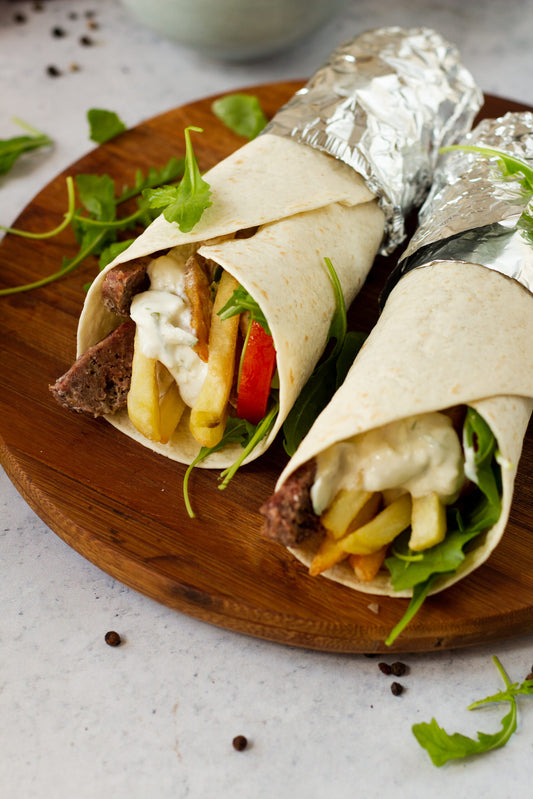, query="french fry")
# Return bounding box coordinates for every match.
[408,492,447,552]
[189,271,240,447]
[348,546,388,582]
[339,493,412,556]
[310,493,383,576]
[158,376,186,444]
[127,330,161,441]
[321,489,375,540]
[309,536,349,576]
[128,340,185,444]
